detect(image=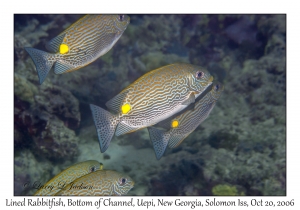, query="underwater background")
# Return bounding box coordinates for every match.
[14,14,286,196]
